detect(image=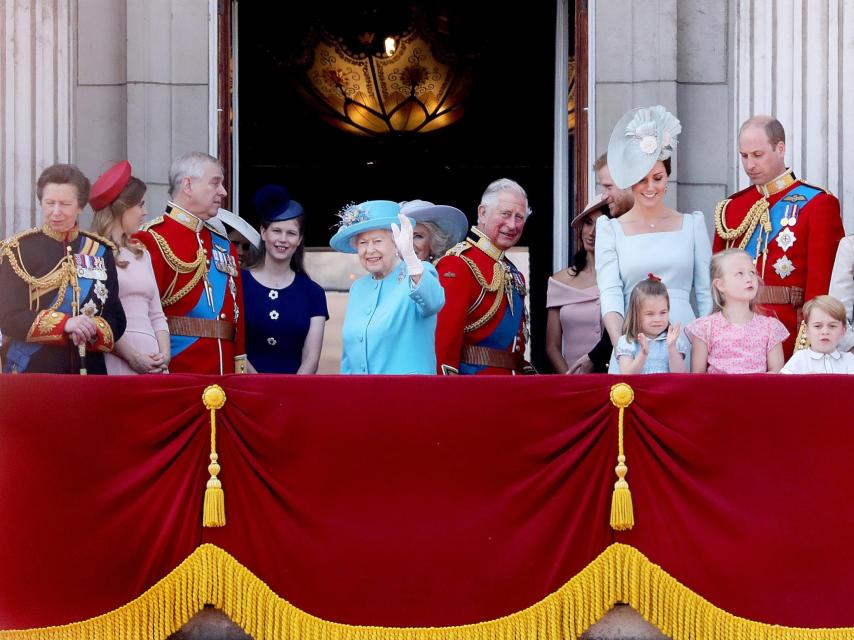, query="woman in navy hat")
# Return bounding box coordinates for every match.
[330,201,445,374]
[242,185,328,374]
[90,160,170,374]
